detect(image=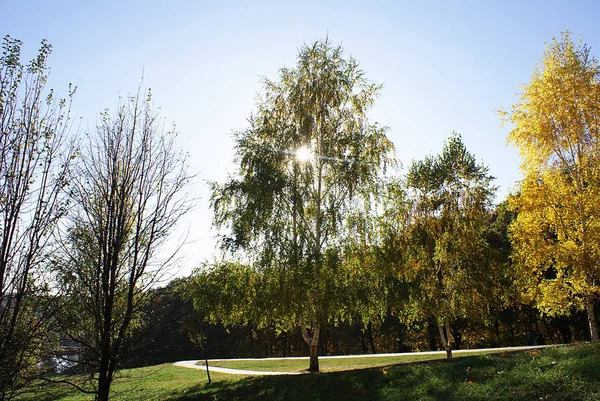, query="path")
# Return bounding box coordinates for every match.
[173,360,306,376]
[173,344,559,376]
